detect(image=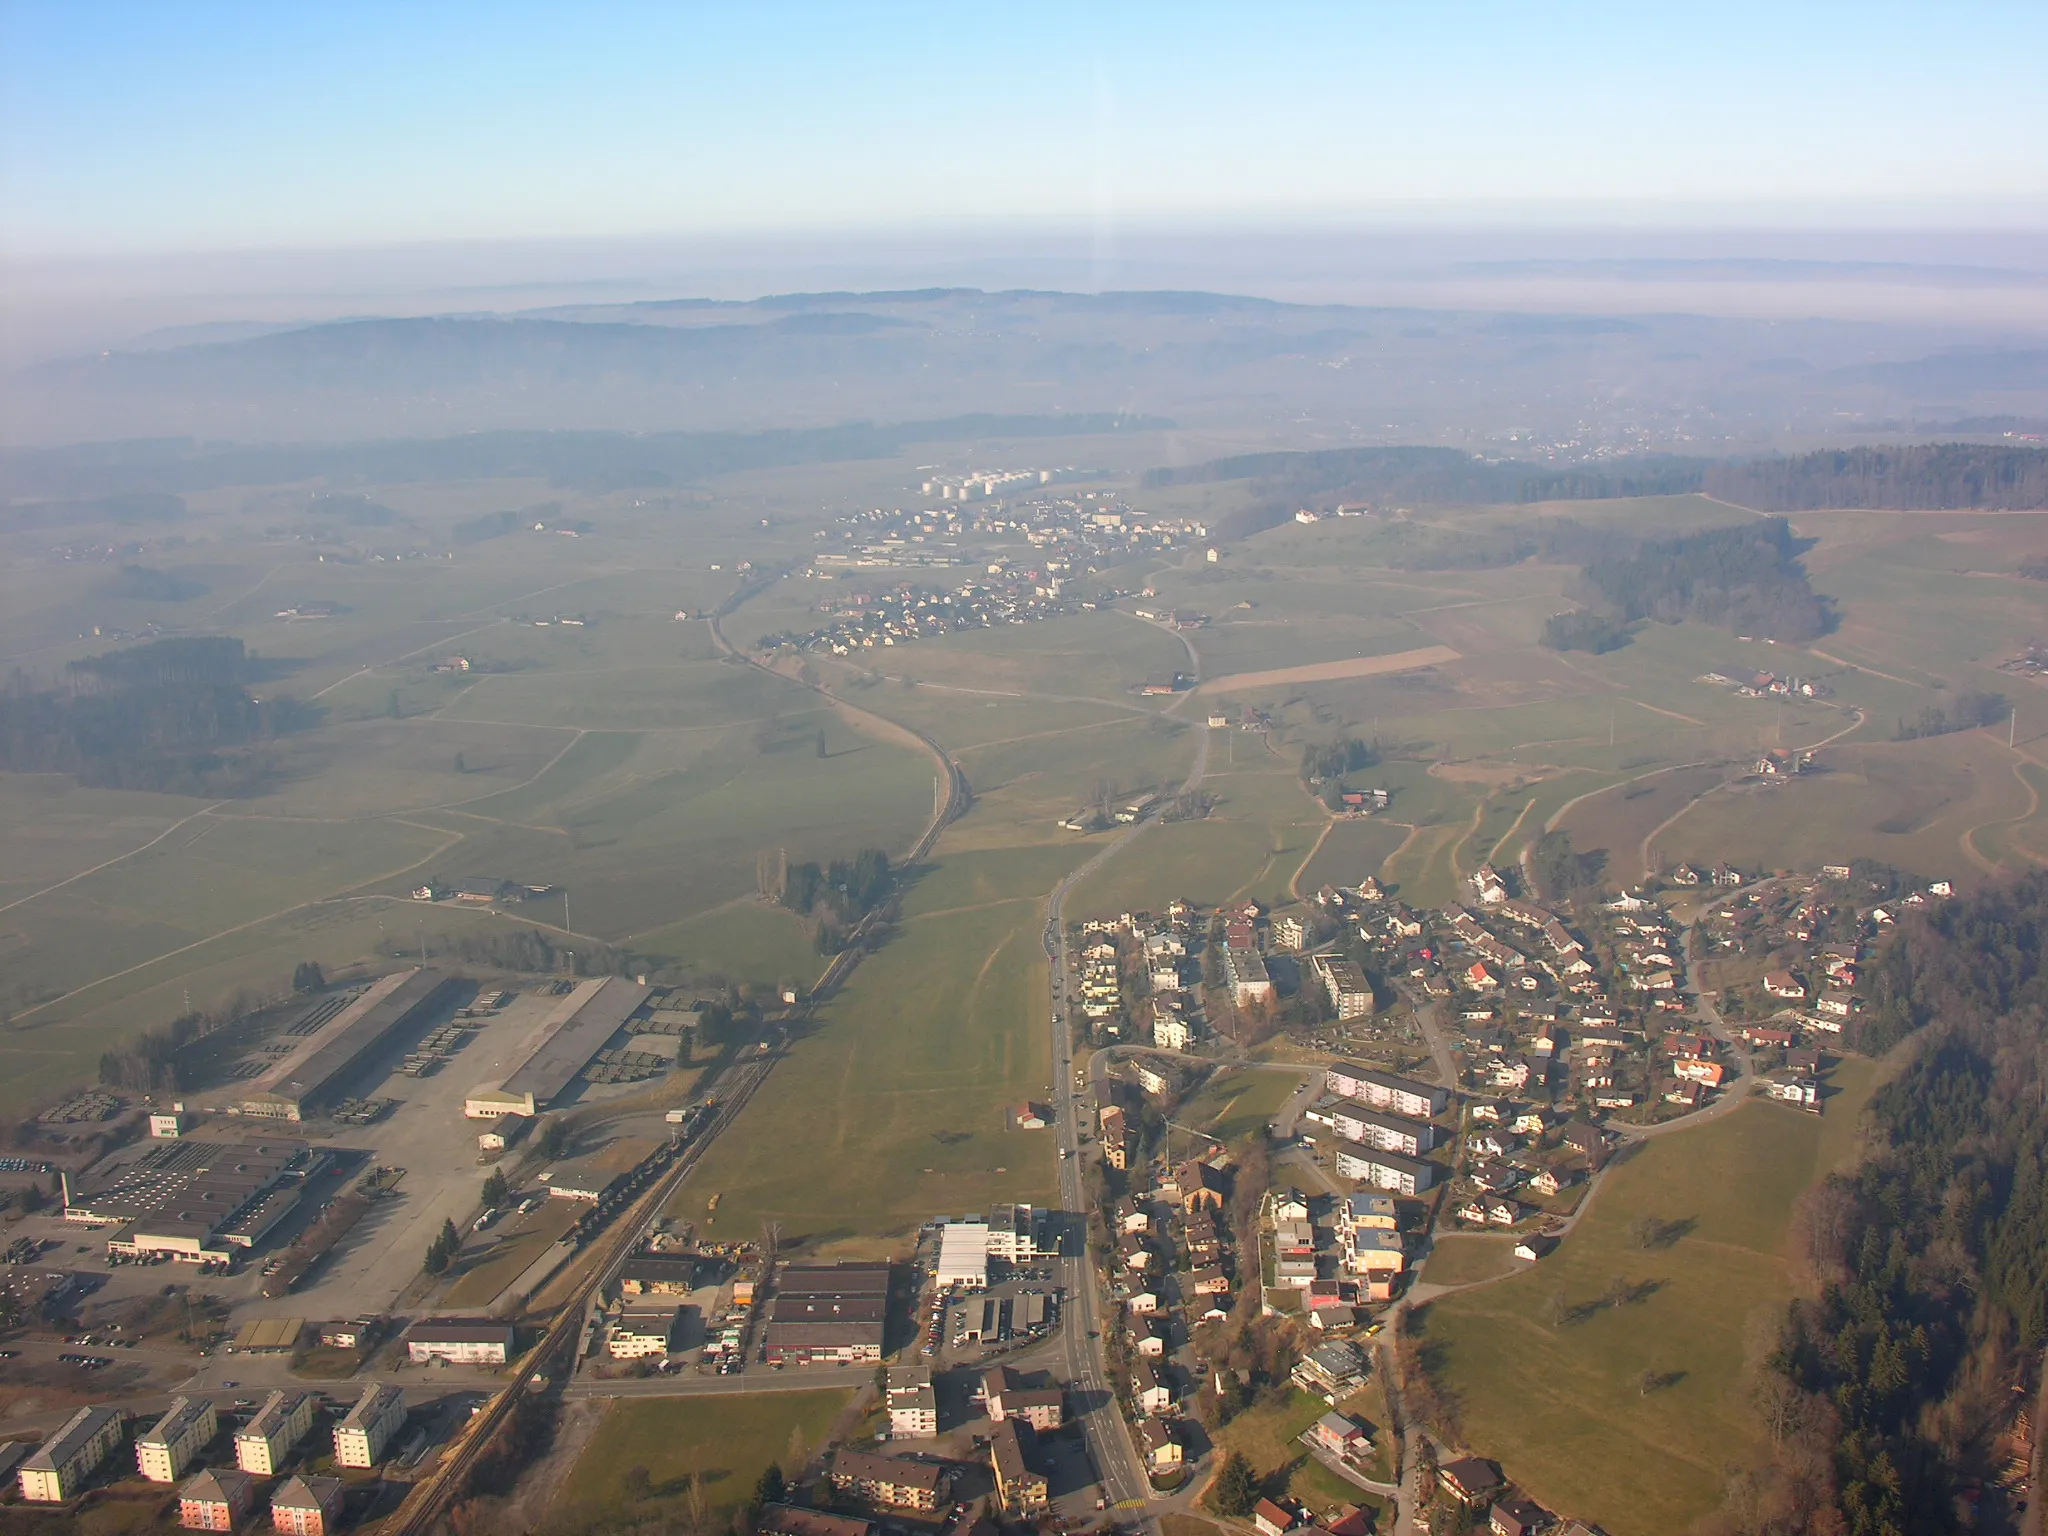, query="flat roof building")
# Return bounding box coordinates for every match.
[333,1384,405,1469]
[137,1396,217,1483]
[404,1318,513,1365]
[1325,1062,1449,1120]
[66,1136,322,1261]
[20,1404,125,1502]
[1334,1144,1437,1196]
[935,1219,990,1289]
[488,977,653,1114]
[240,969,456,1120]
[608,1307,681,1359]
